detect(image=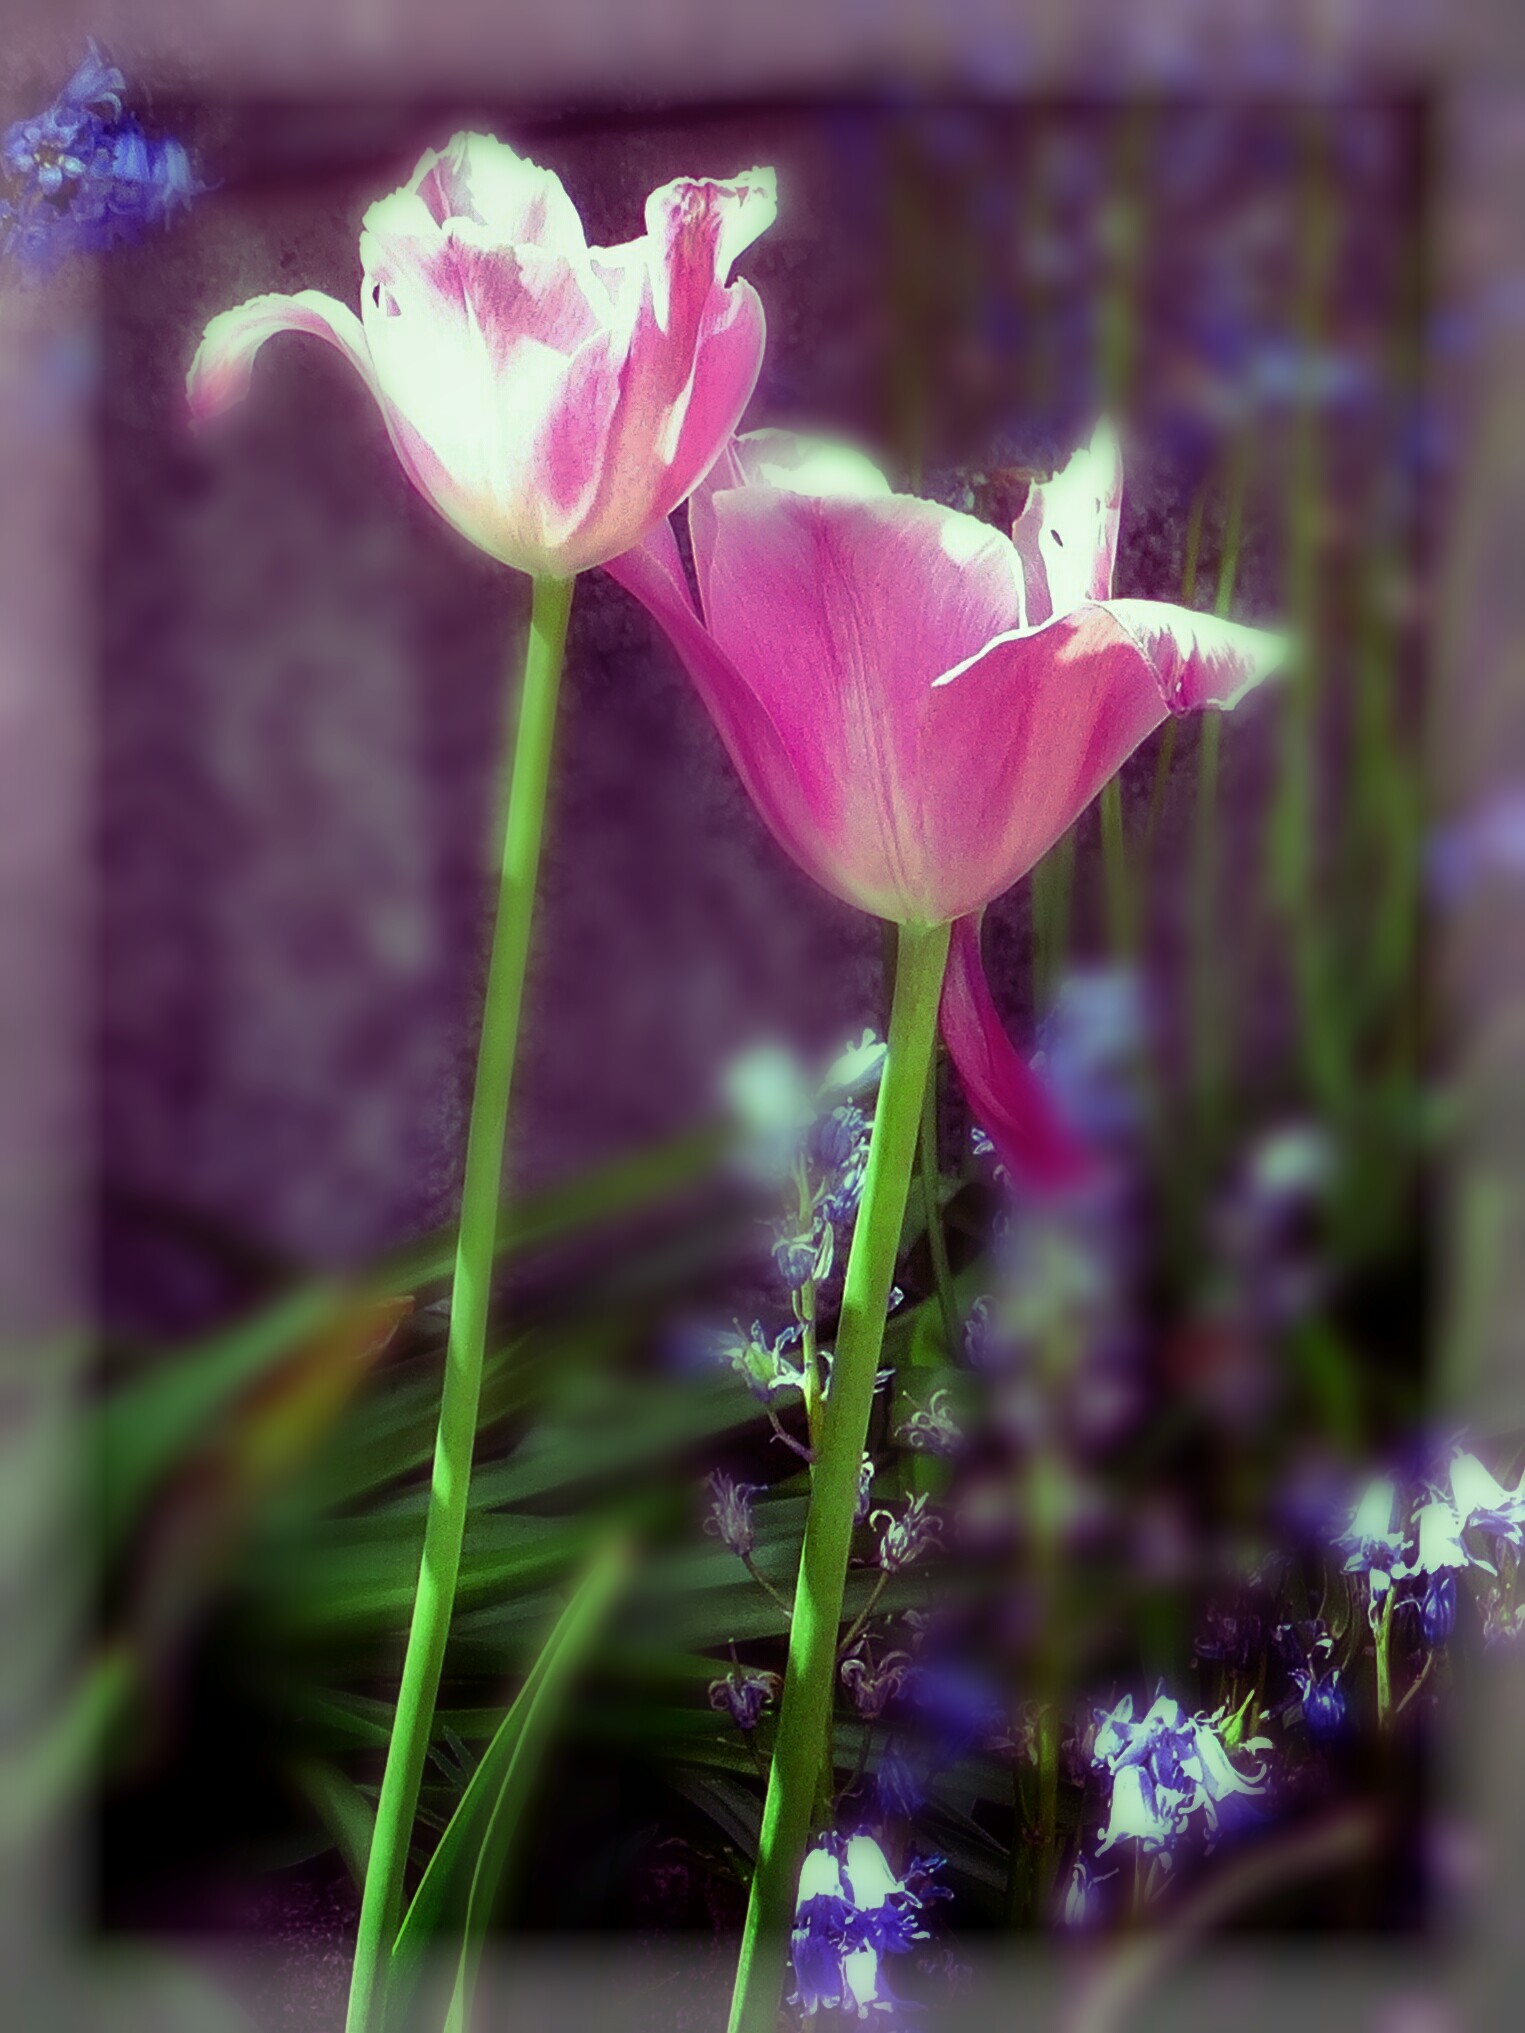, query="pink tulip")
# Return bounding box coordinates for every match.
[608,425,1282,1188]
[187,132,776,577]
